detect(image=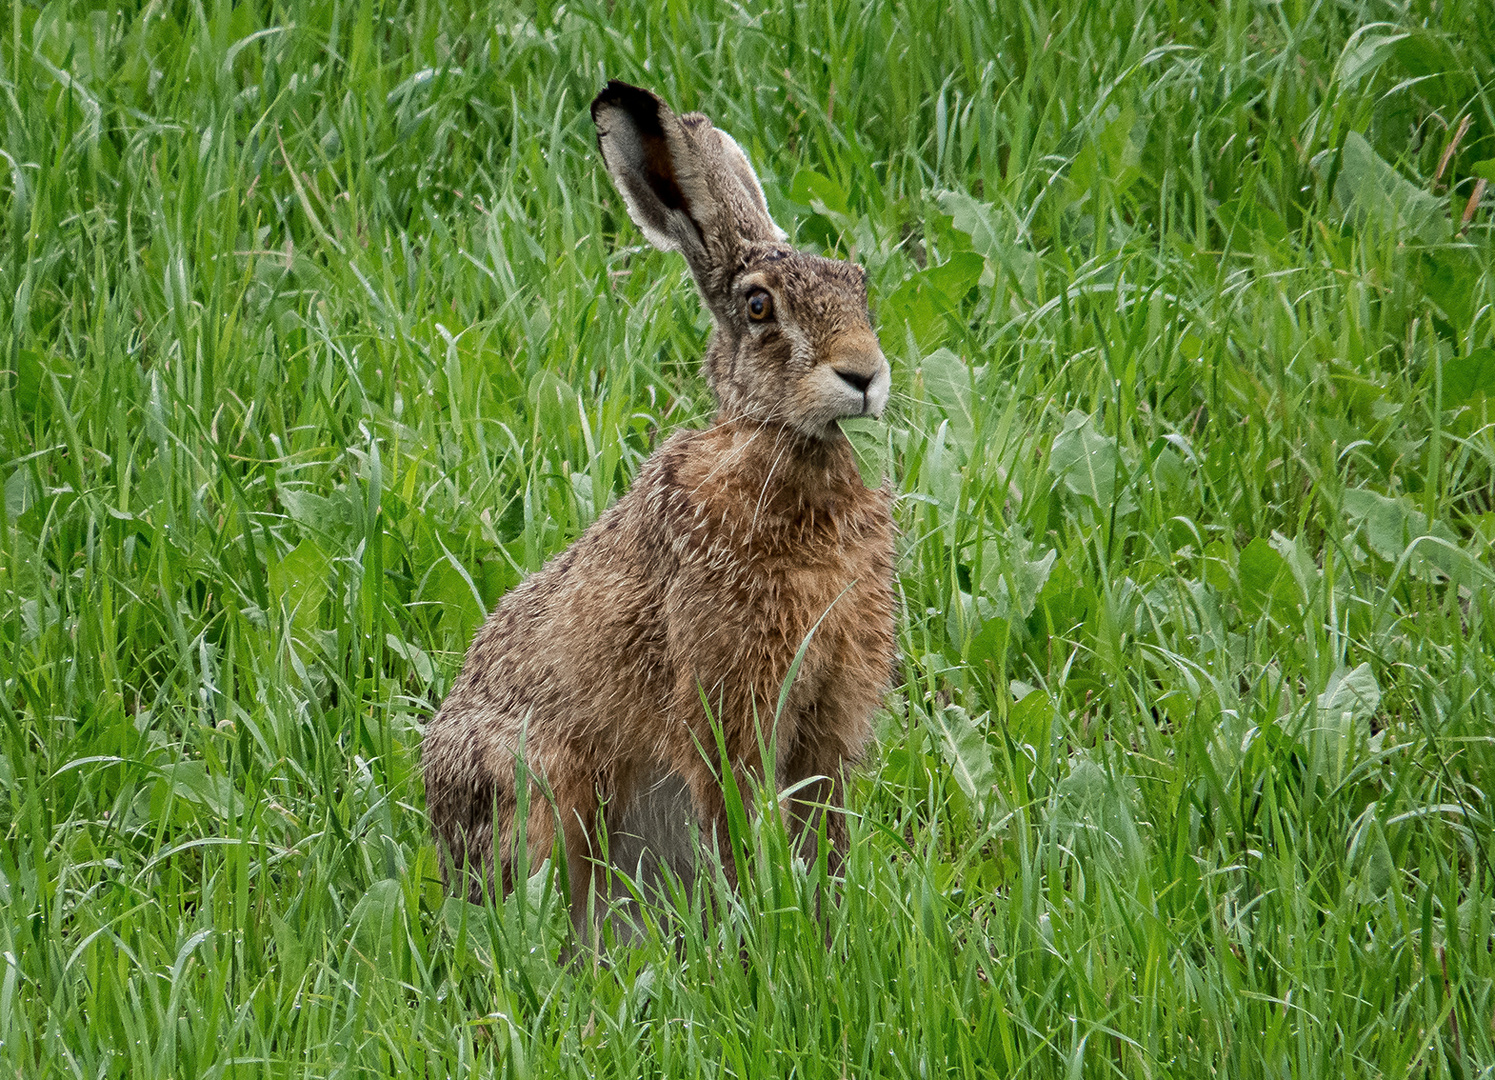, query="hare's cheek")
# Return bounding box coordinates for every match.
[750,332,797,375]
[796,365,845,413]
